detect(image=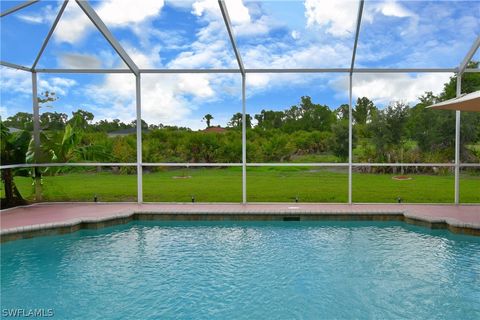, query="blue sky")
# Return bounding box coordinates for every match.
[1,0,479,129]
